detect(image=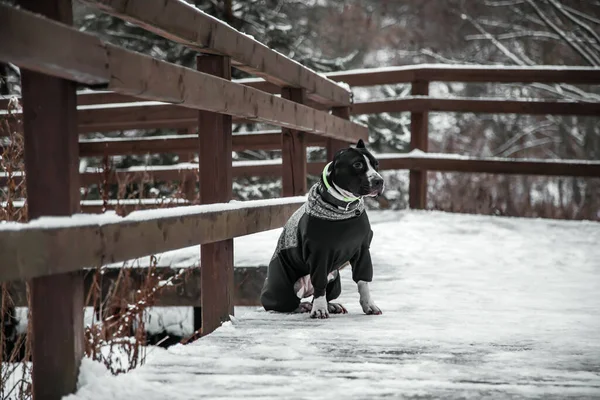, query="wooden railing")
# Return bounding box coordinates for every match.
[1,1,599,398]
[0,1,367,399]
